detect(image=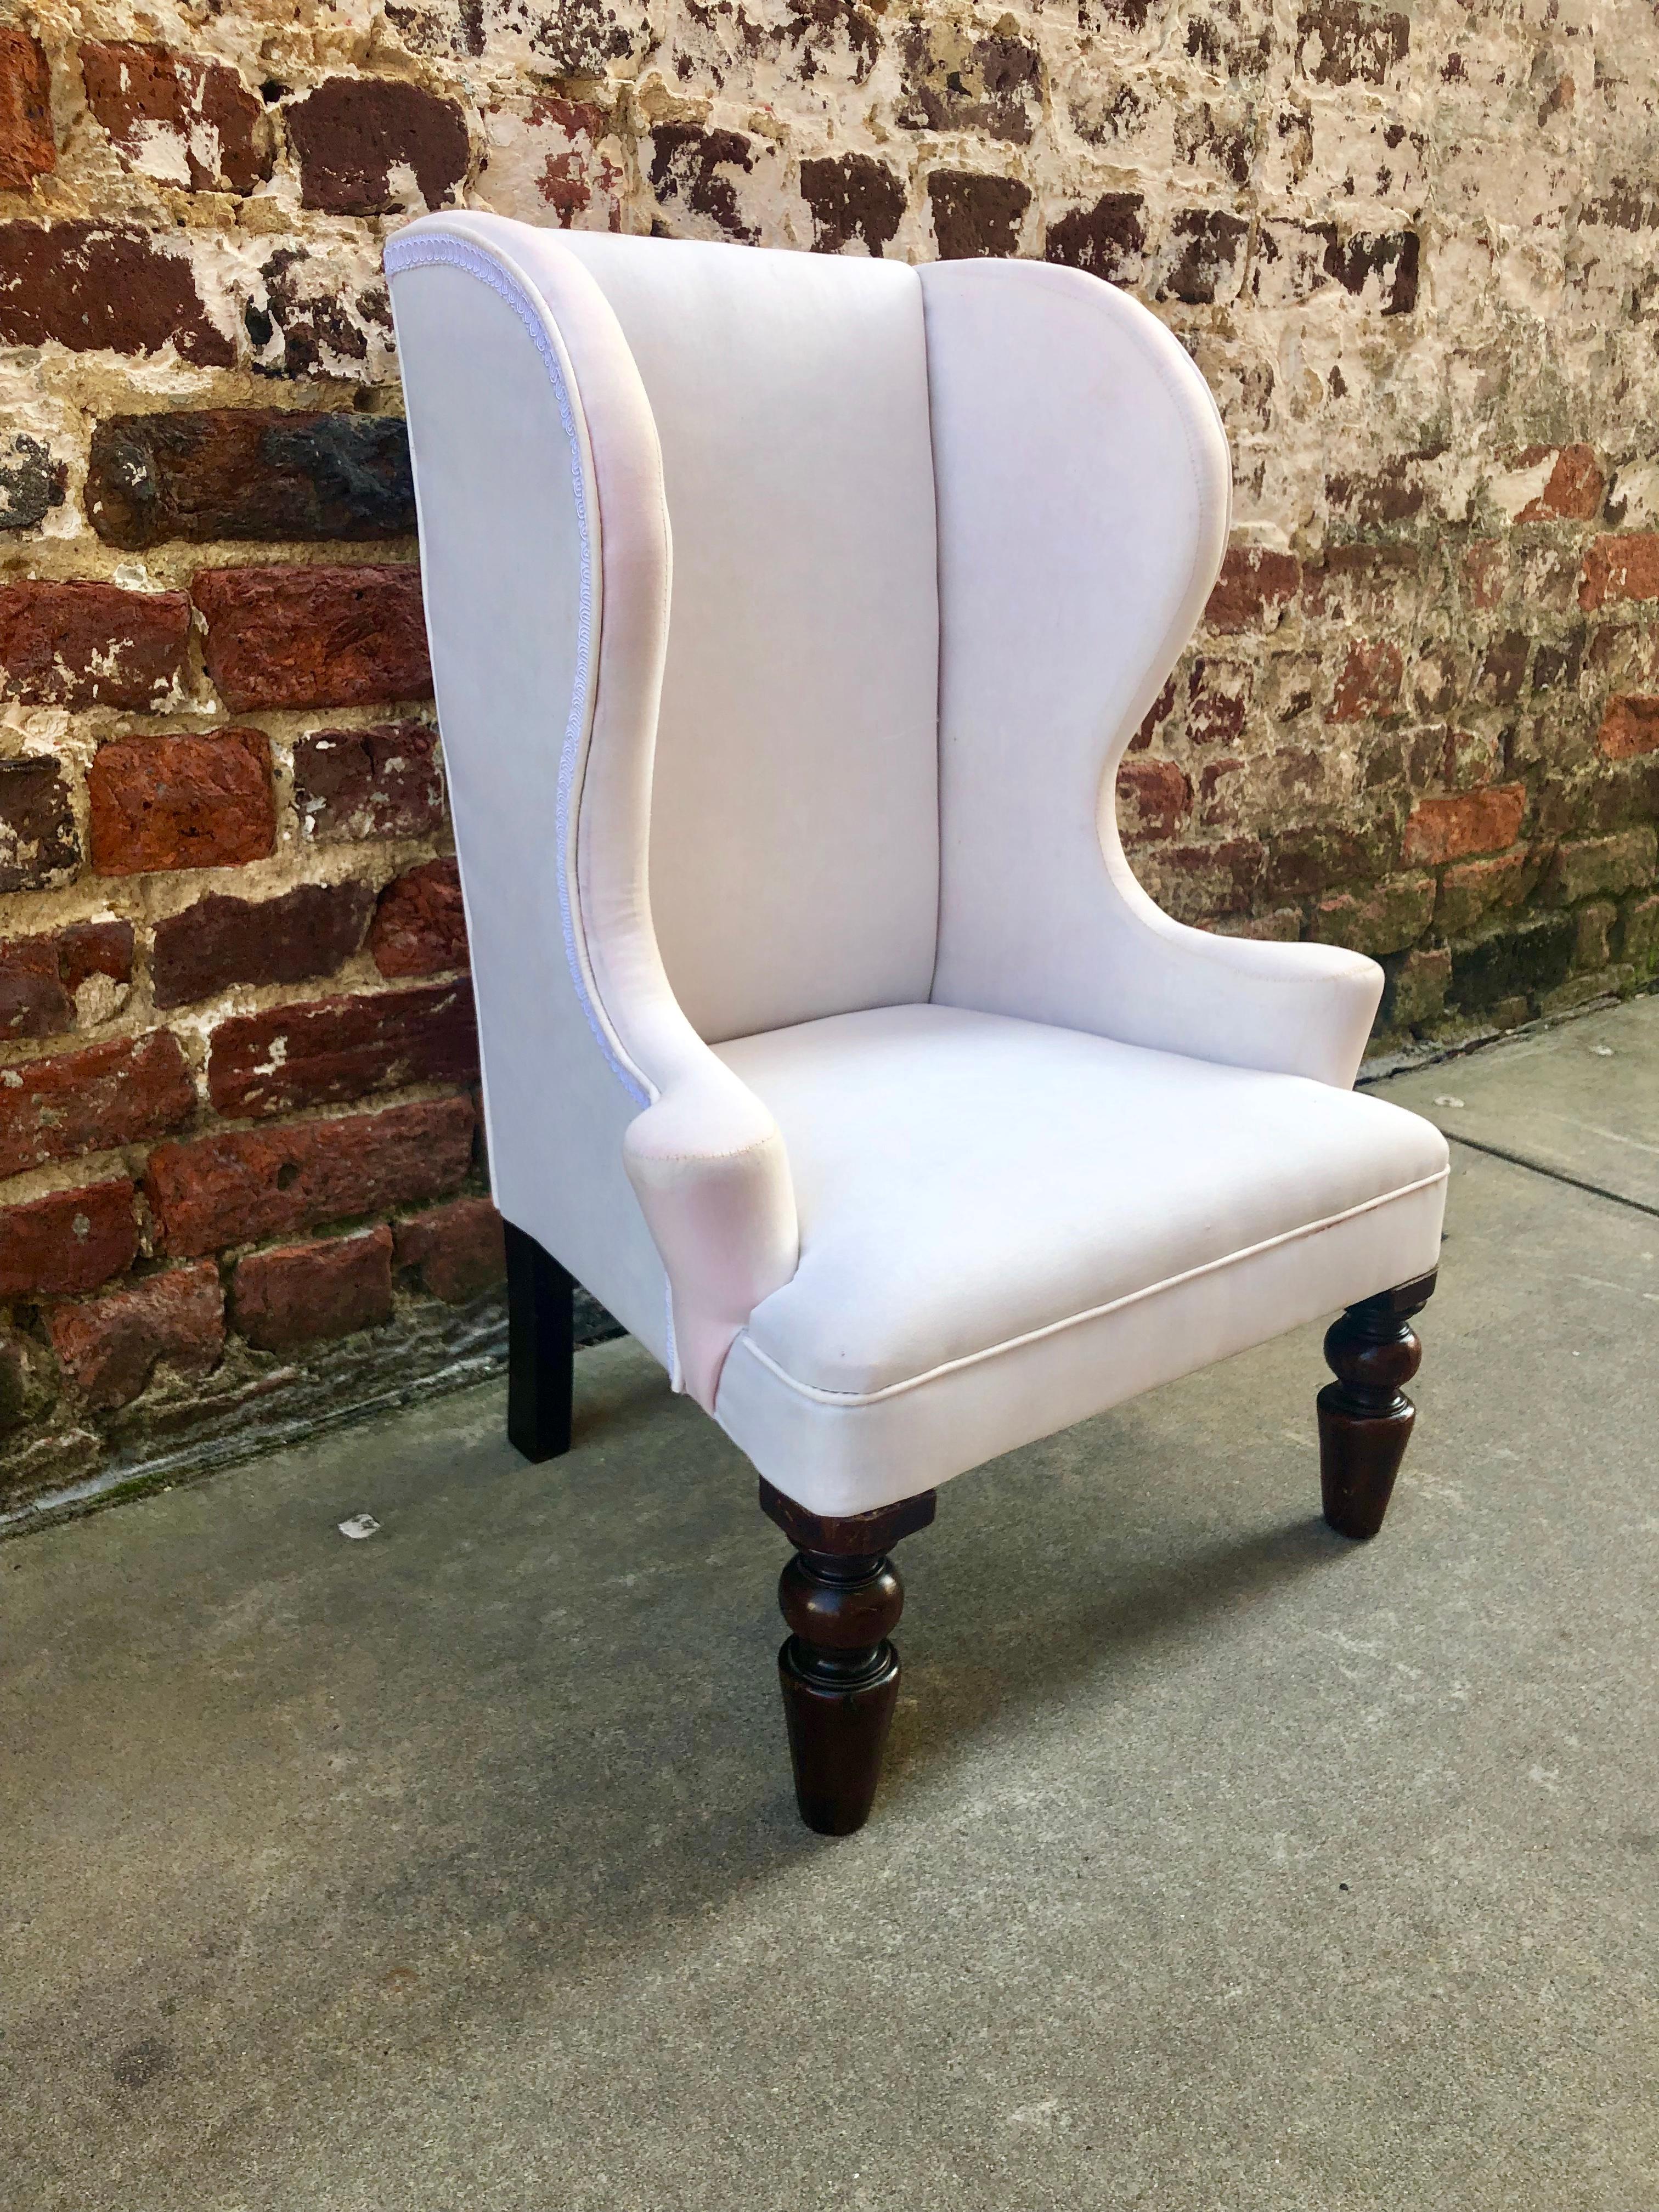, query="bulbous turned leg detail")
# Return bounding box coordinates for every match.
[759,1479,936,1836]
[1318,1269,1437,1540]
